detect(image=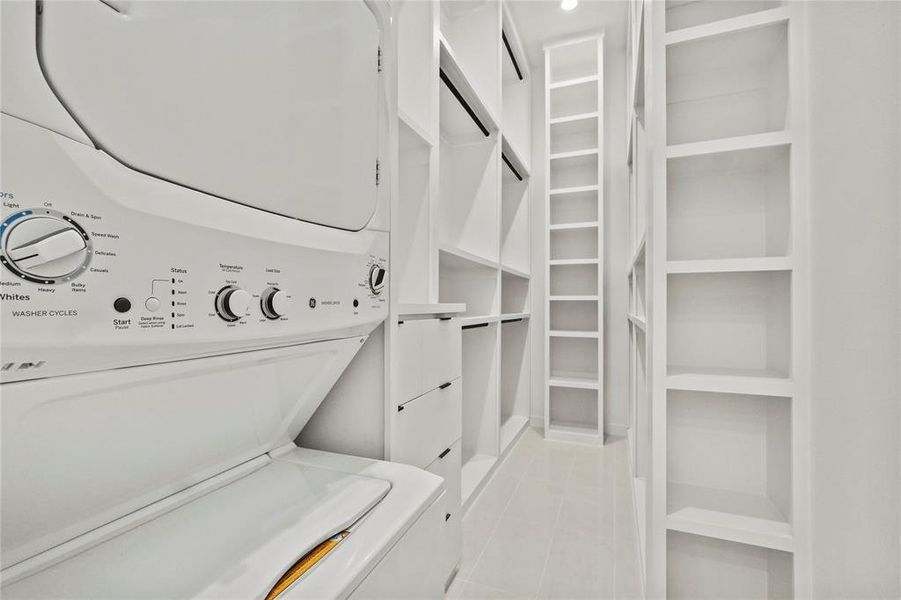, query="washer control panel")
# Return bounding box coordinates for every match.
[0,115,388,381]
